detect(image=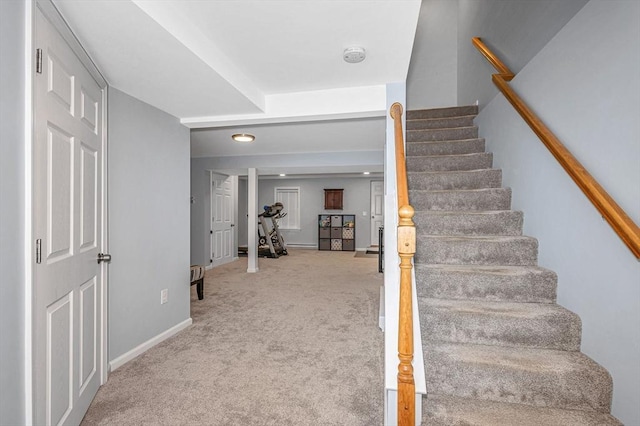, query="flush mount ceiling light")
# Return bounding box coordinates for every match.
[343,47,366,64]
[231,133,255,143]
[279,174,286,177]
[363,171,370,175]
